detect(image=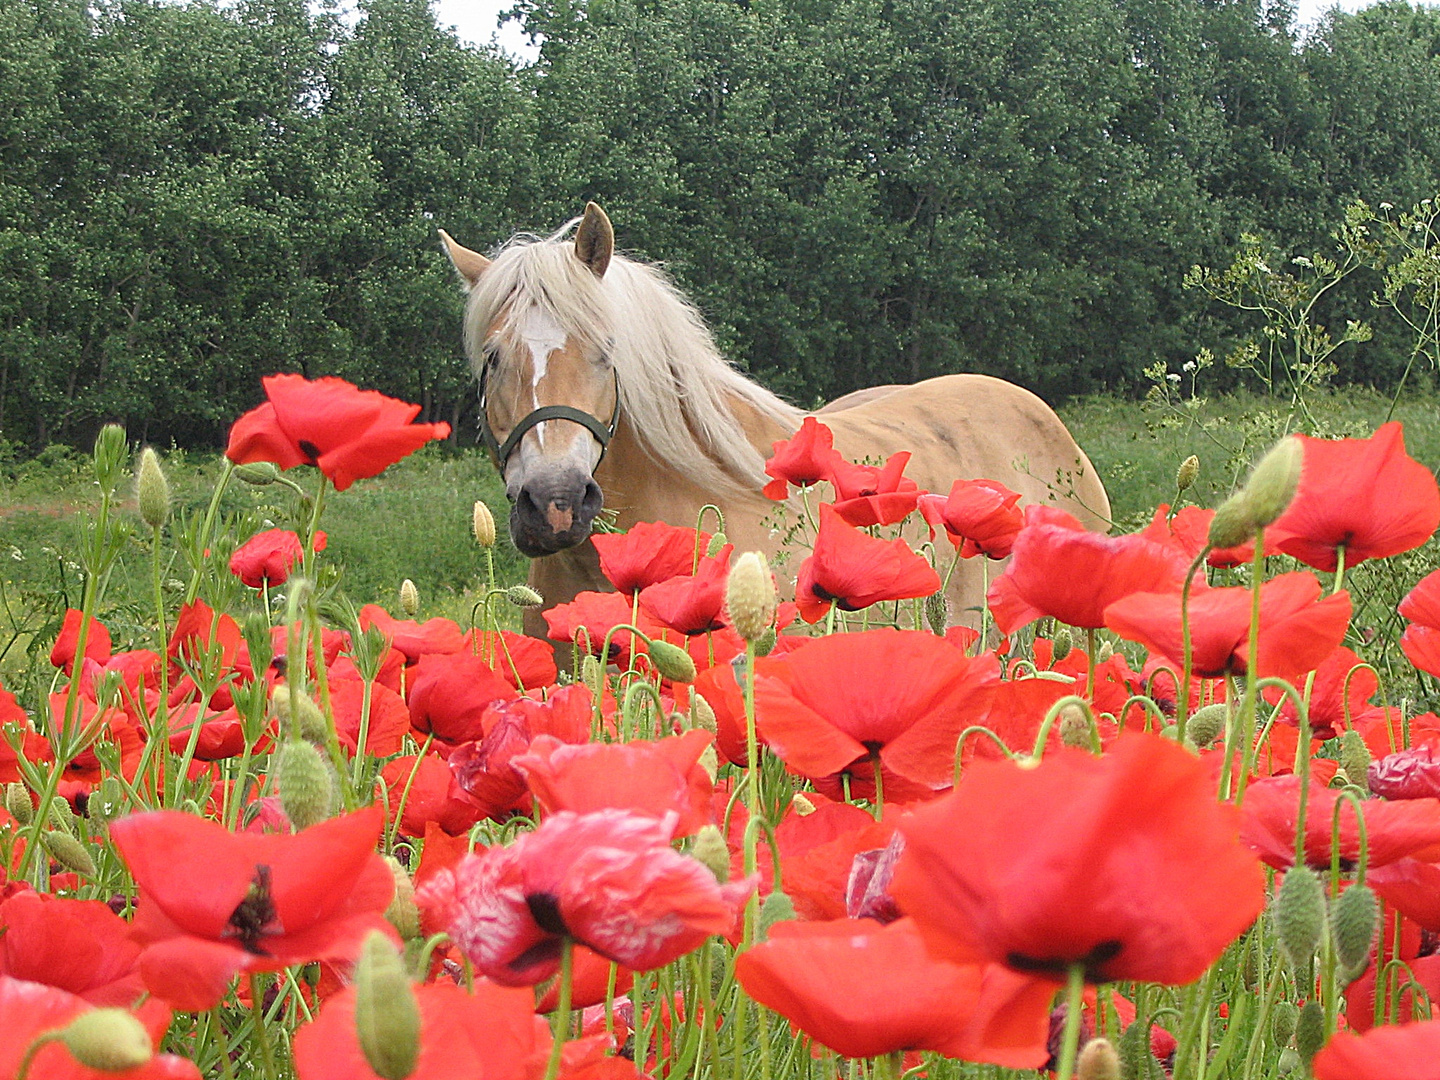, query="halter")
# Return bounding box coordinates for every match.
[476,360,622,472]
